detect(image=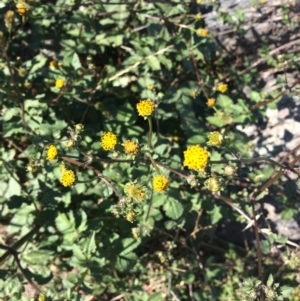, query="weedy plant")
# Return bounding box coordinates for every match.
[1,0,300,300]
